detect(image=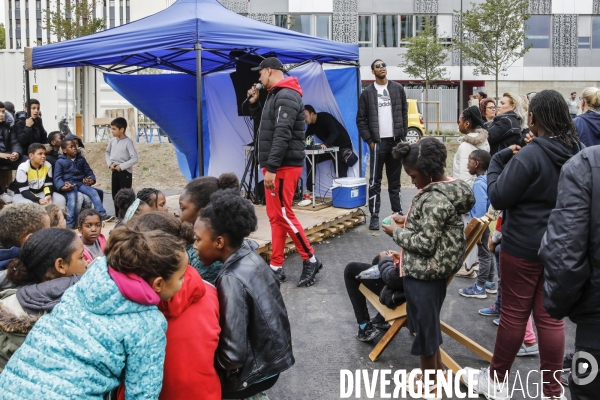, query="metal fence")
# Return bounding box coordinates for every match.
[405,87,458,125]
